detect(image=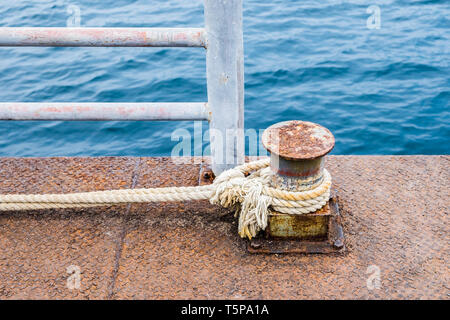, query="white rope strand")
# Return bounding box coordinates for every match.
[0,159,331,239]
